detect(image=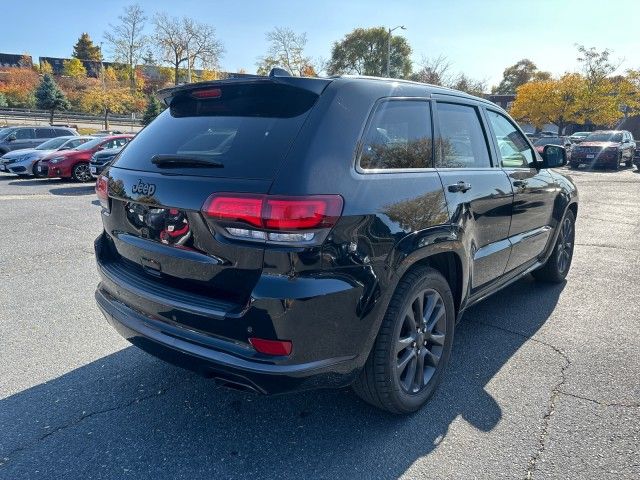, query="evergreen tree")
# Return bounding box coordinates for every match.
[72,32,102,61]
[0,93,7,108]
[35,74,70,123]
[142,95,164,125]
